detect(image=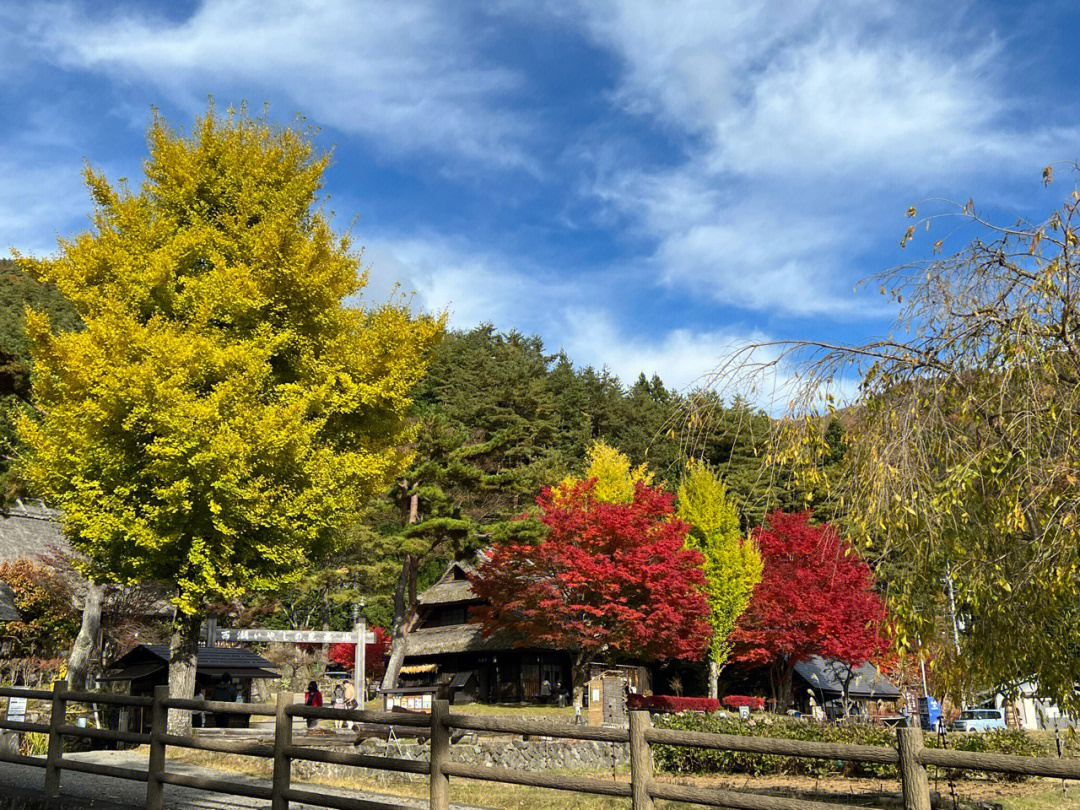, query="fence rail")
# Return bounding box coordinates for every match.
[0,682,1077,810]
